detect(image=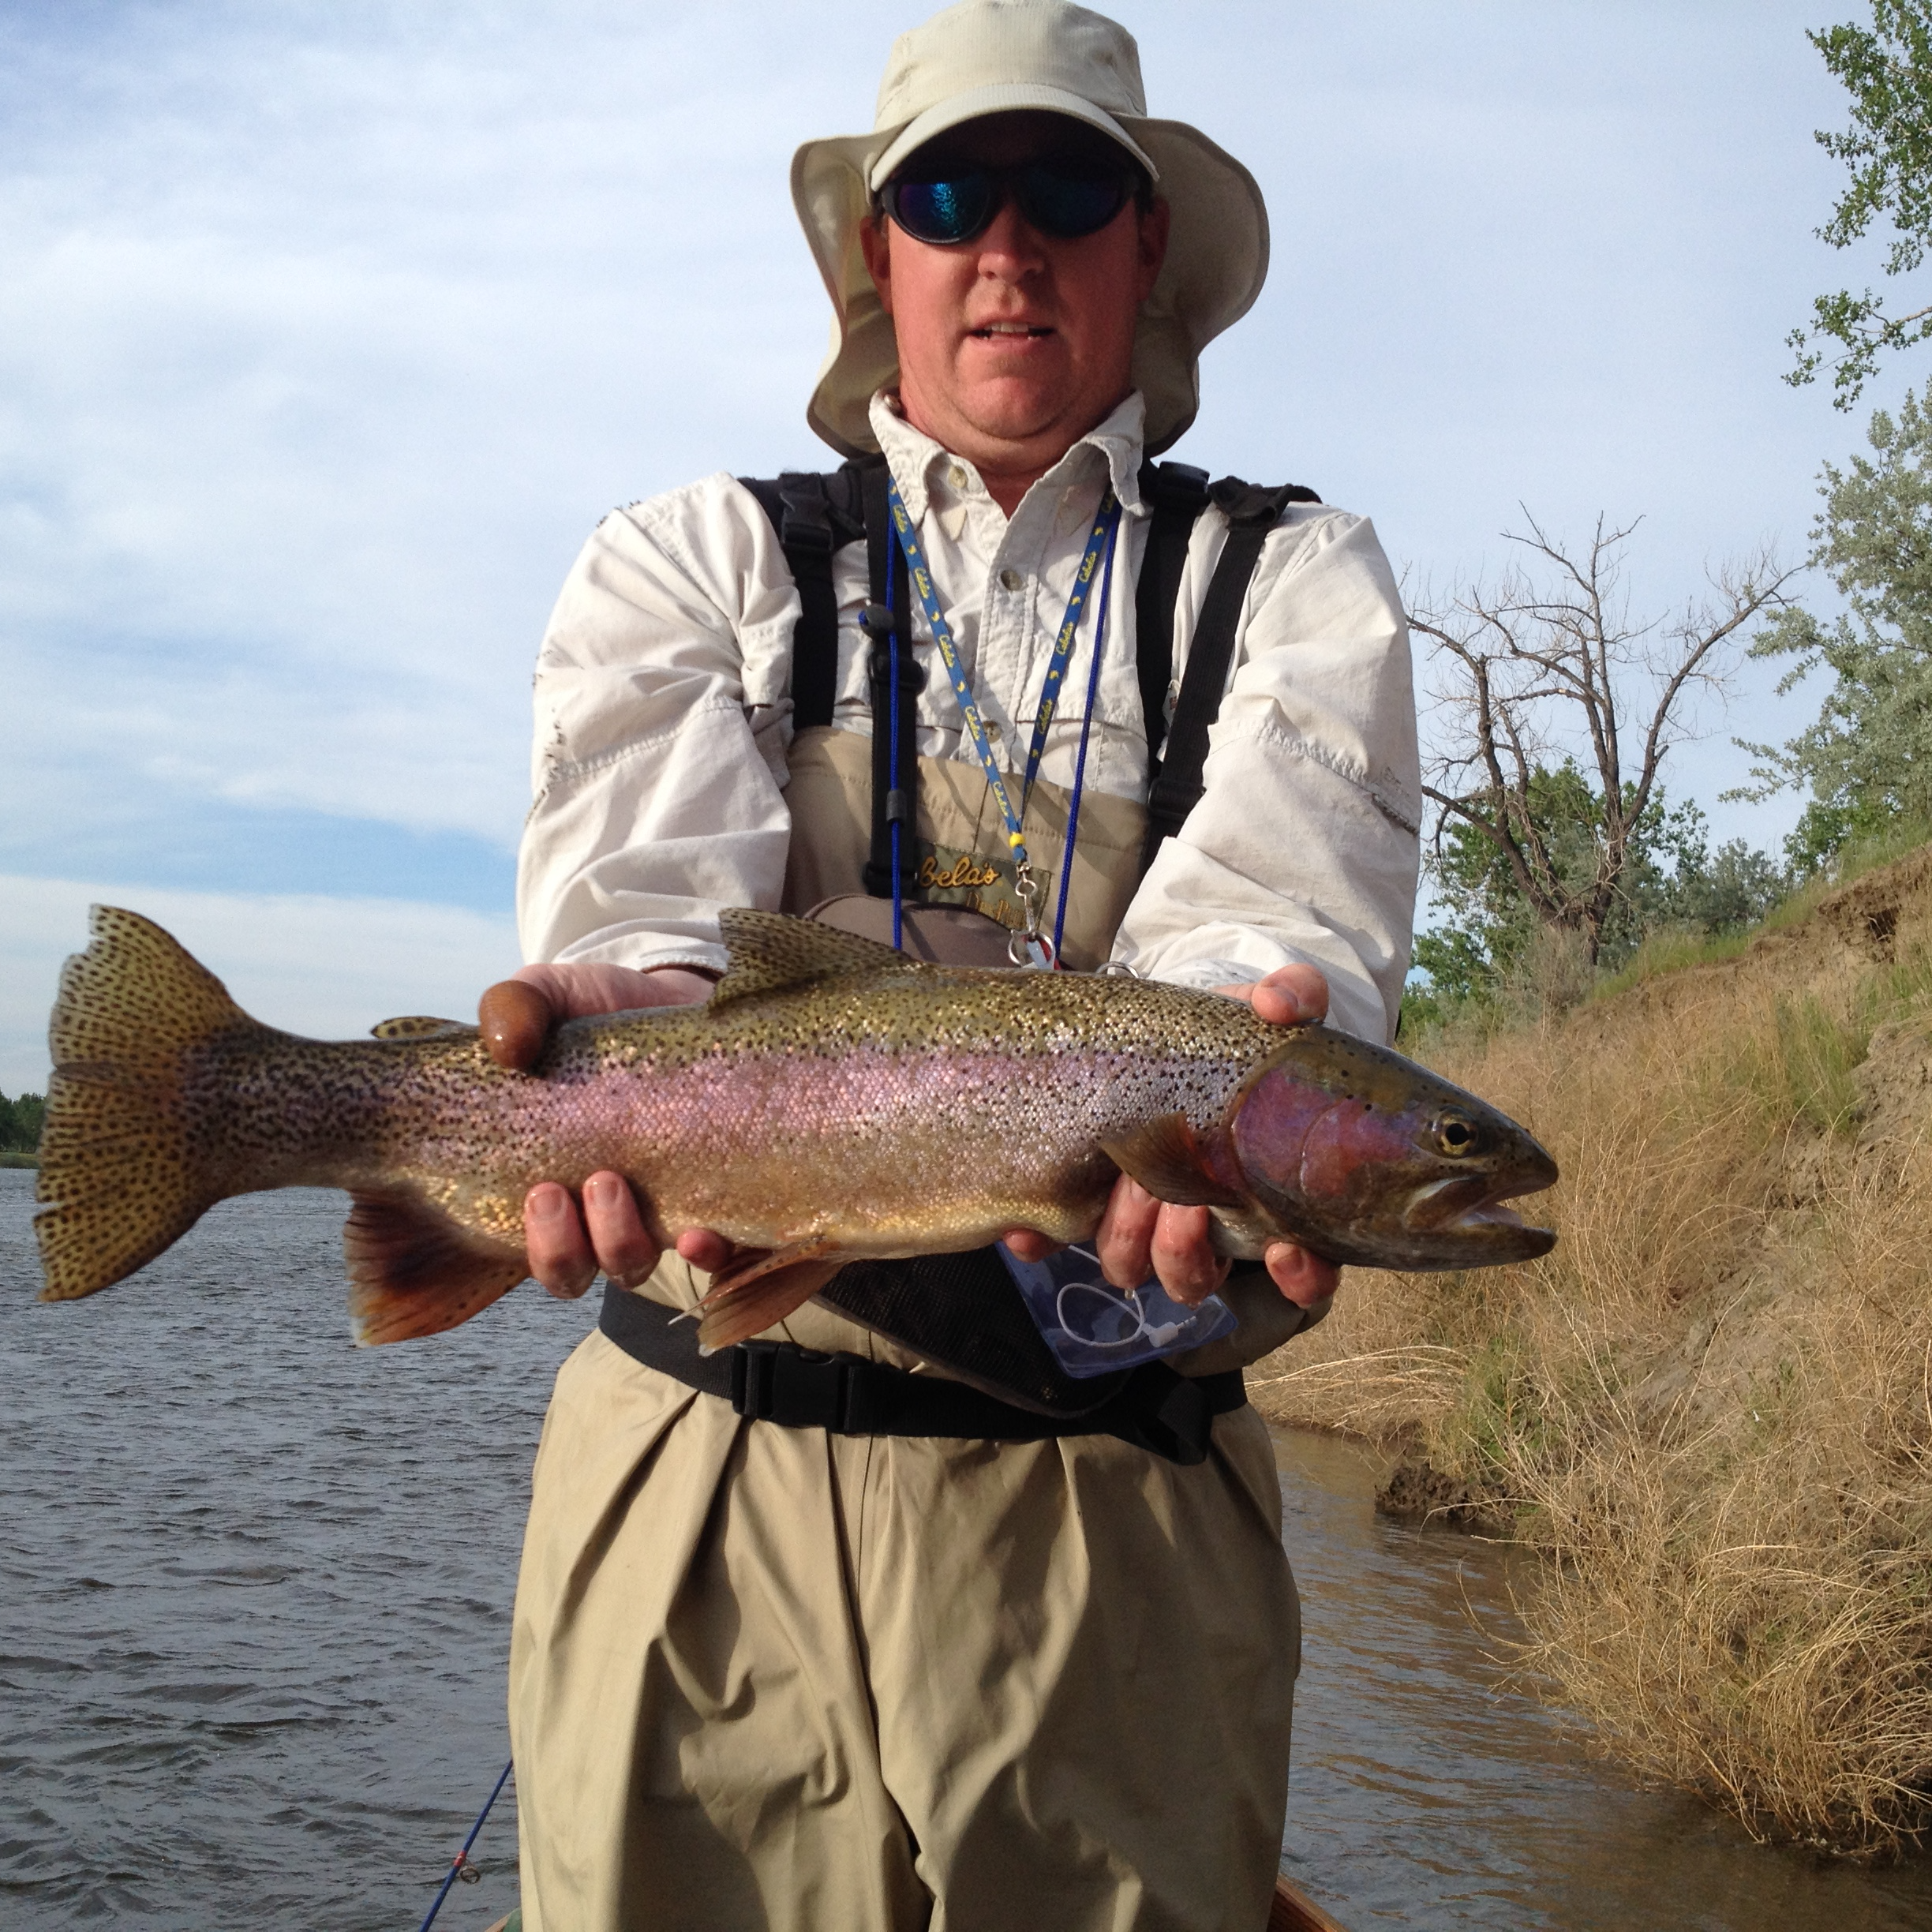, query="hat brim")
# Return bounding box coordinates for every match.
[868,82,1158,189]
[791,114,1268,460]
